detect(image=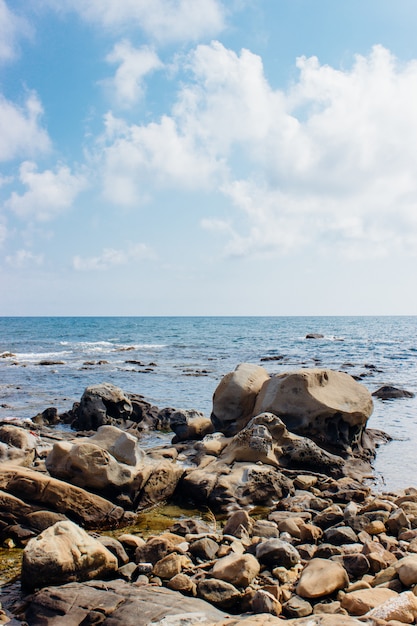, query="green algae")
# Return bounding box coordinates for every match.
[0,548,22,586]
